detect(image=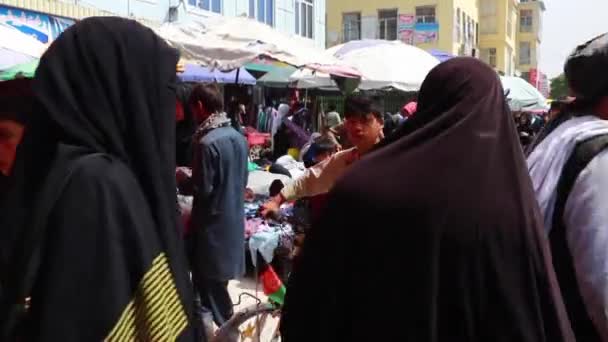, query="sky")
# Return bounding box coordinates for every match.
[540,0,608,79]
